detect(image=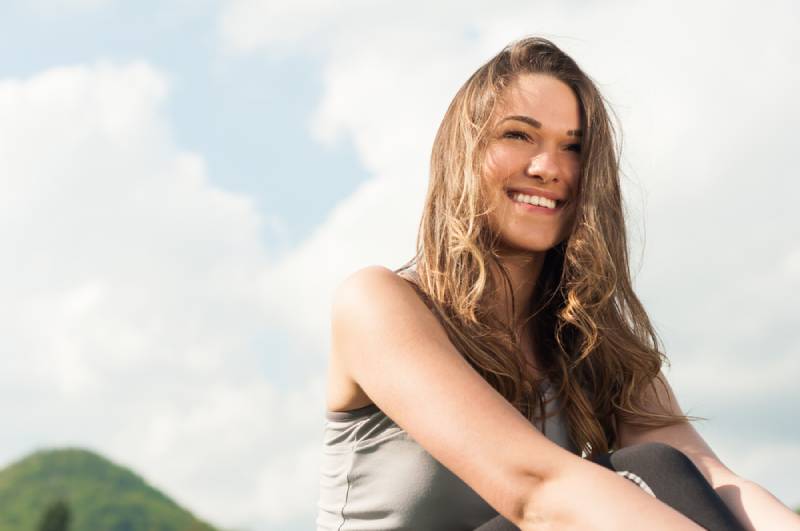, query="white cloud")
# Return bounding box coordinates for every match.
[222,0,800,520]
[220,0,365,54]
